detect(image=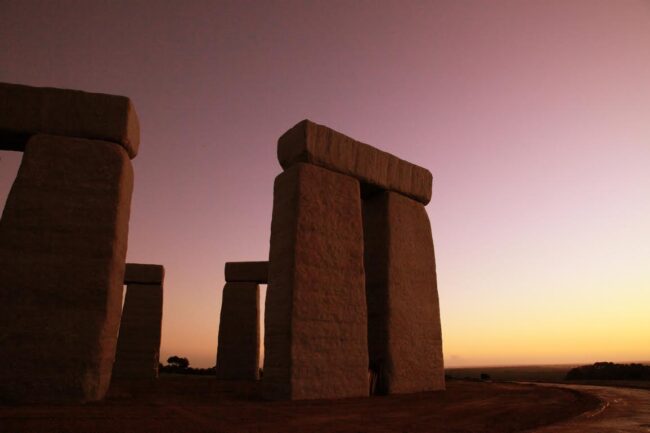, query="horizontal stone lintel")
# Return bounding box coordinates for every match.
[225,261,268,283]
[277,119,432,204]
[124,263,165,285]
[0,82,139,158]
